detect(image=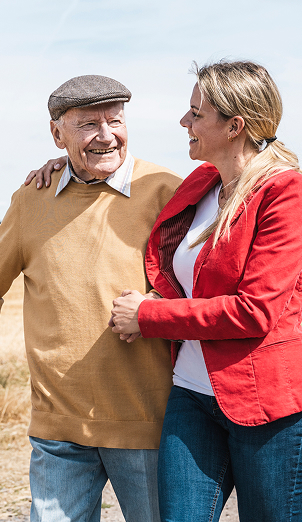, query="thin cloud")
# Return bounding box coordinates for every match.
[39,0,80,56]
